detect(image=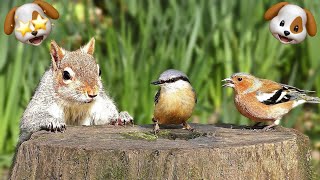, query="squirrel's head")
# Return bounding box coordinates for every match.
[50,38,102,104]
